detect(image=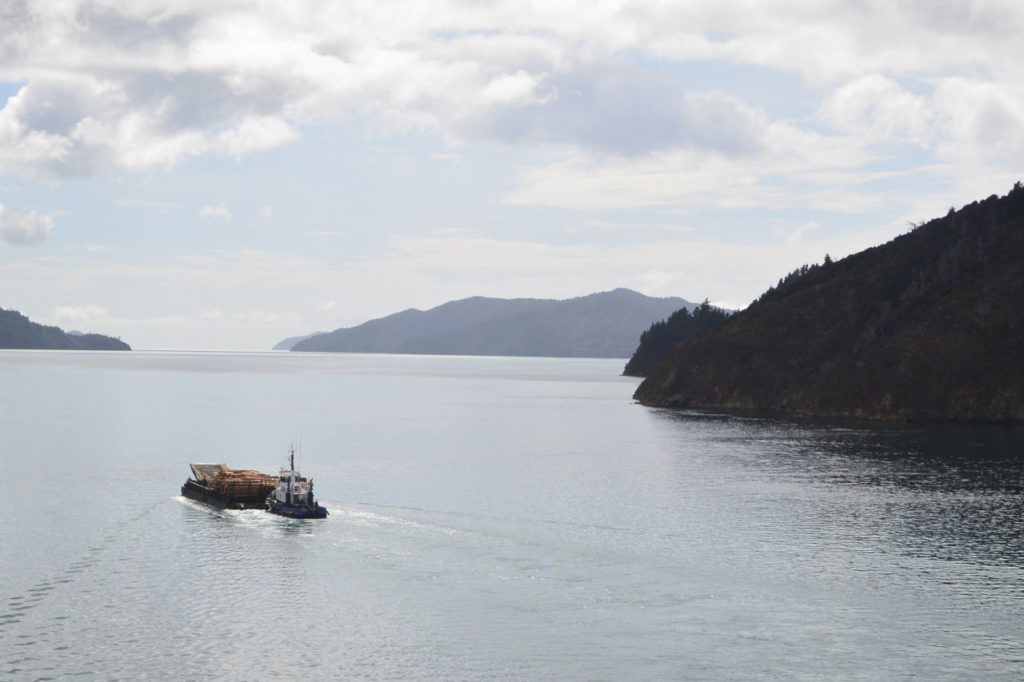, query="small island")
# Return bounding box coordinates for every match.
[0,307,130,350]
